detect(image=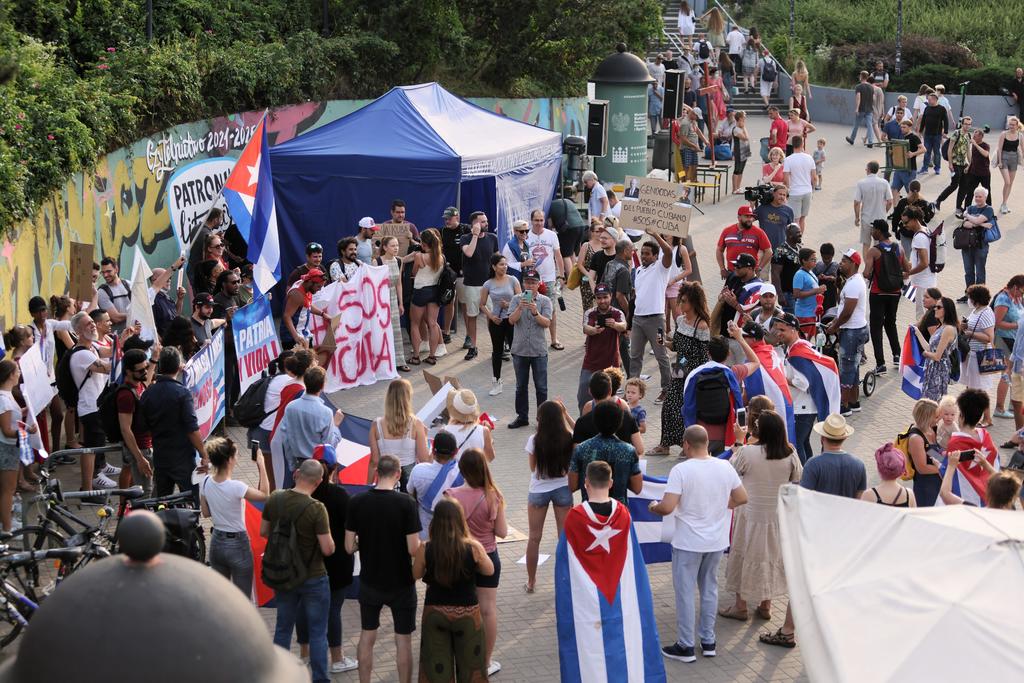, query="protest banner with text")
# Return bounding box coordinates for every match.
[168,157,235,252]
[618,175,693,238]
[311,265,397,392]
[232,296,282,395]
[184,329,226,440]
